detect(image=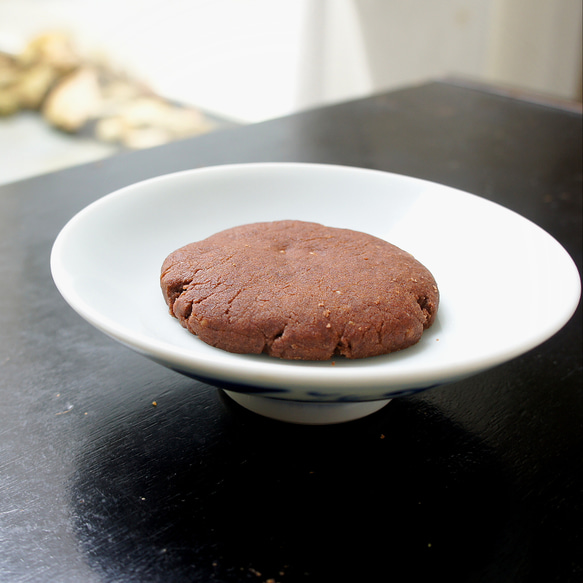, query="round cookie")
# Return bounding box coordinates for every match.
[160,220,439,360]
